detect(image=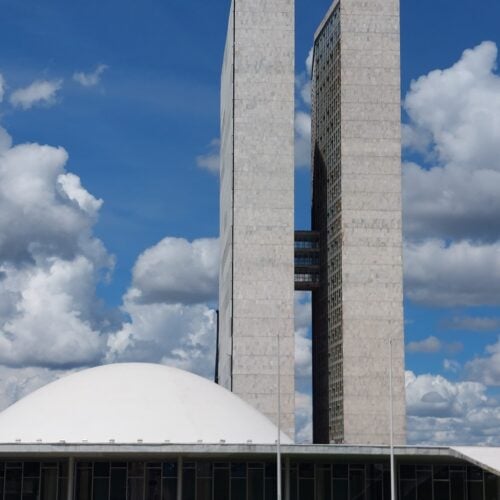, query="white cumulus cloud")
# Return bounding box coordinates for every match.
[406,336,462,355]
[295,391,313,443]
[10,79,63,109]
[295,292,312,378]
[403,42,500,308]
[404,239,500,307]
[73,64,108,87]
[406,371,500,446]
[0,131,114,370]
[0,74,5,103]
[128,237,219,305]
[466,338,500,386]
[196,139,220,175]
